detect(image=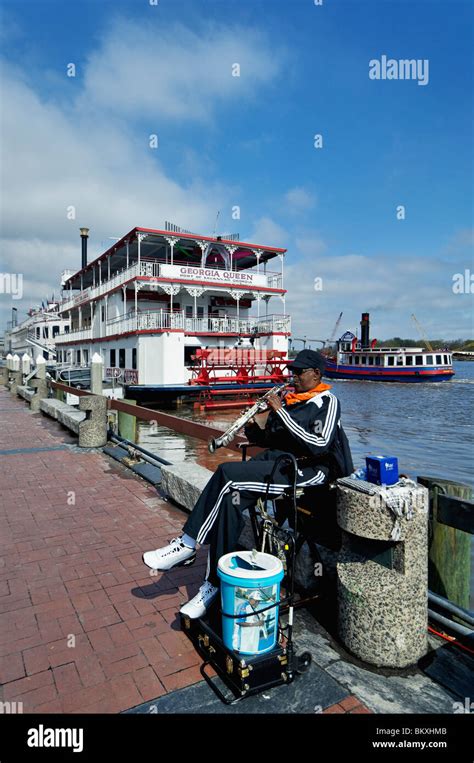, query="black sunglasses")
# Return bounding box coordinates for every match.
[292,367,312,376]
